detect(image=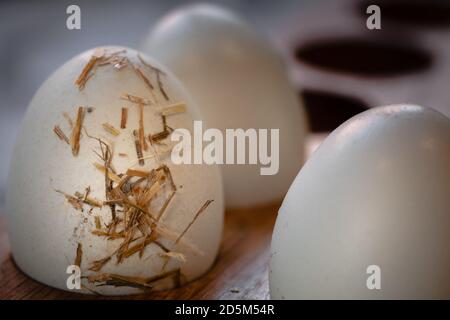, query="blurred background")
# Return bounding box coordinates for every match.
[1,0,449,213]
